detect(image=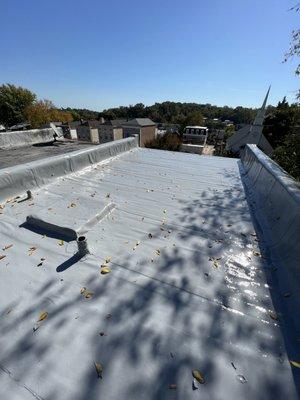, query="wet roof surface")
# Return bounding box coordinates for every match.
[0,140,96,169]
[0,148,299,400]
